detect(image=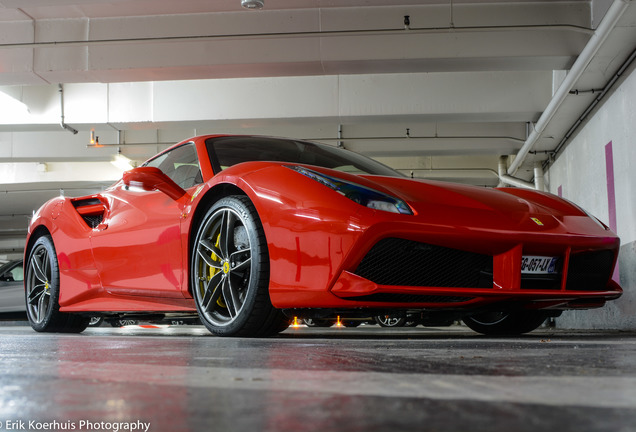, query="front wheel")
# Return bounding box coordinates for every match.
[462,311,548,335]
[191,196,287,337]
[25,235,89,333]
